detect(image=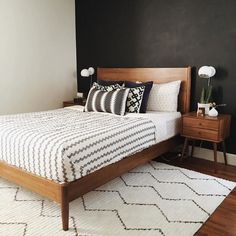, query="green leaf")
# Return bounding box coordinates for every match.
[200,88,206,103]
[205,85,212,103]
